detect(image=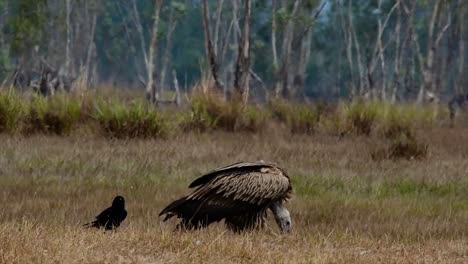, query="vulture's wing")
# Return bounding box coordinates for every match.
[188,162,291,206]
[189,161,281,188]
